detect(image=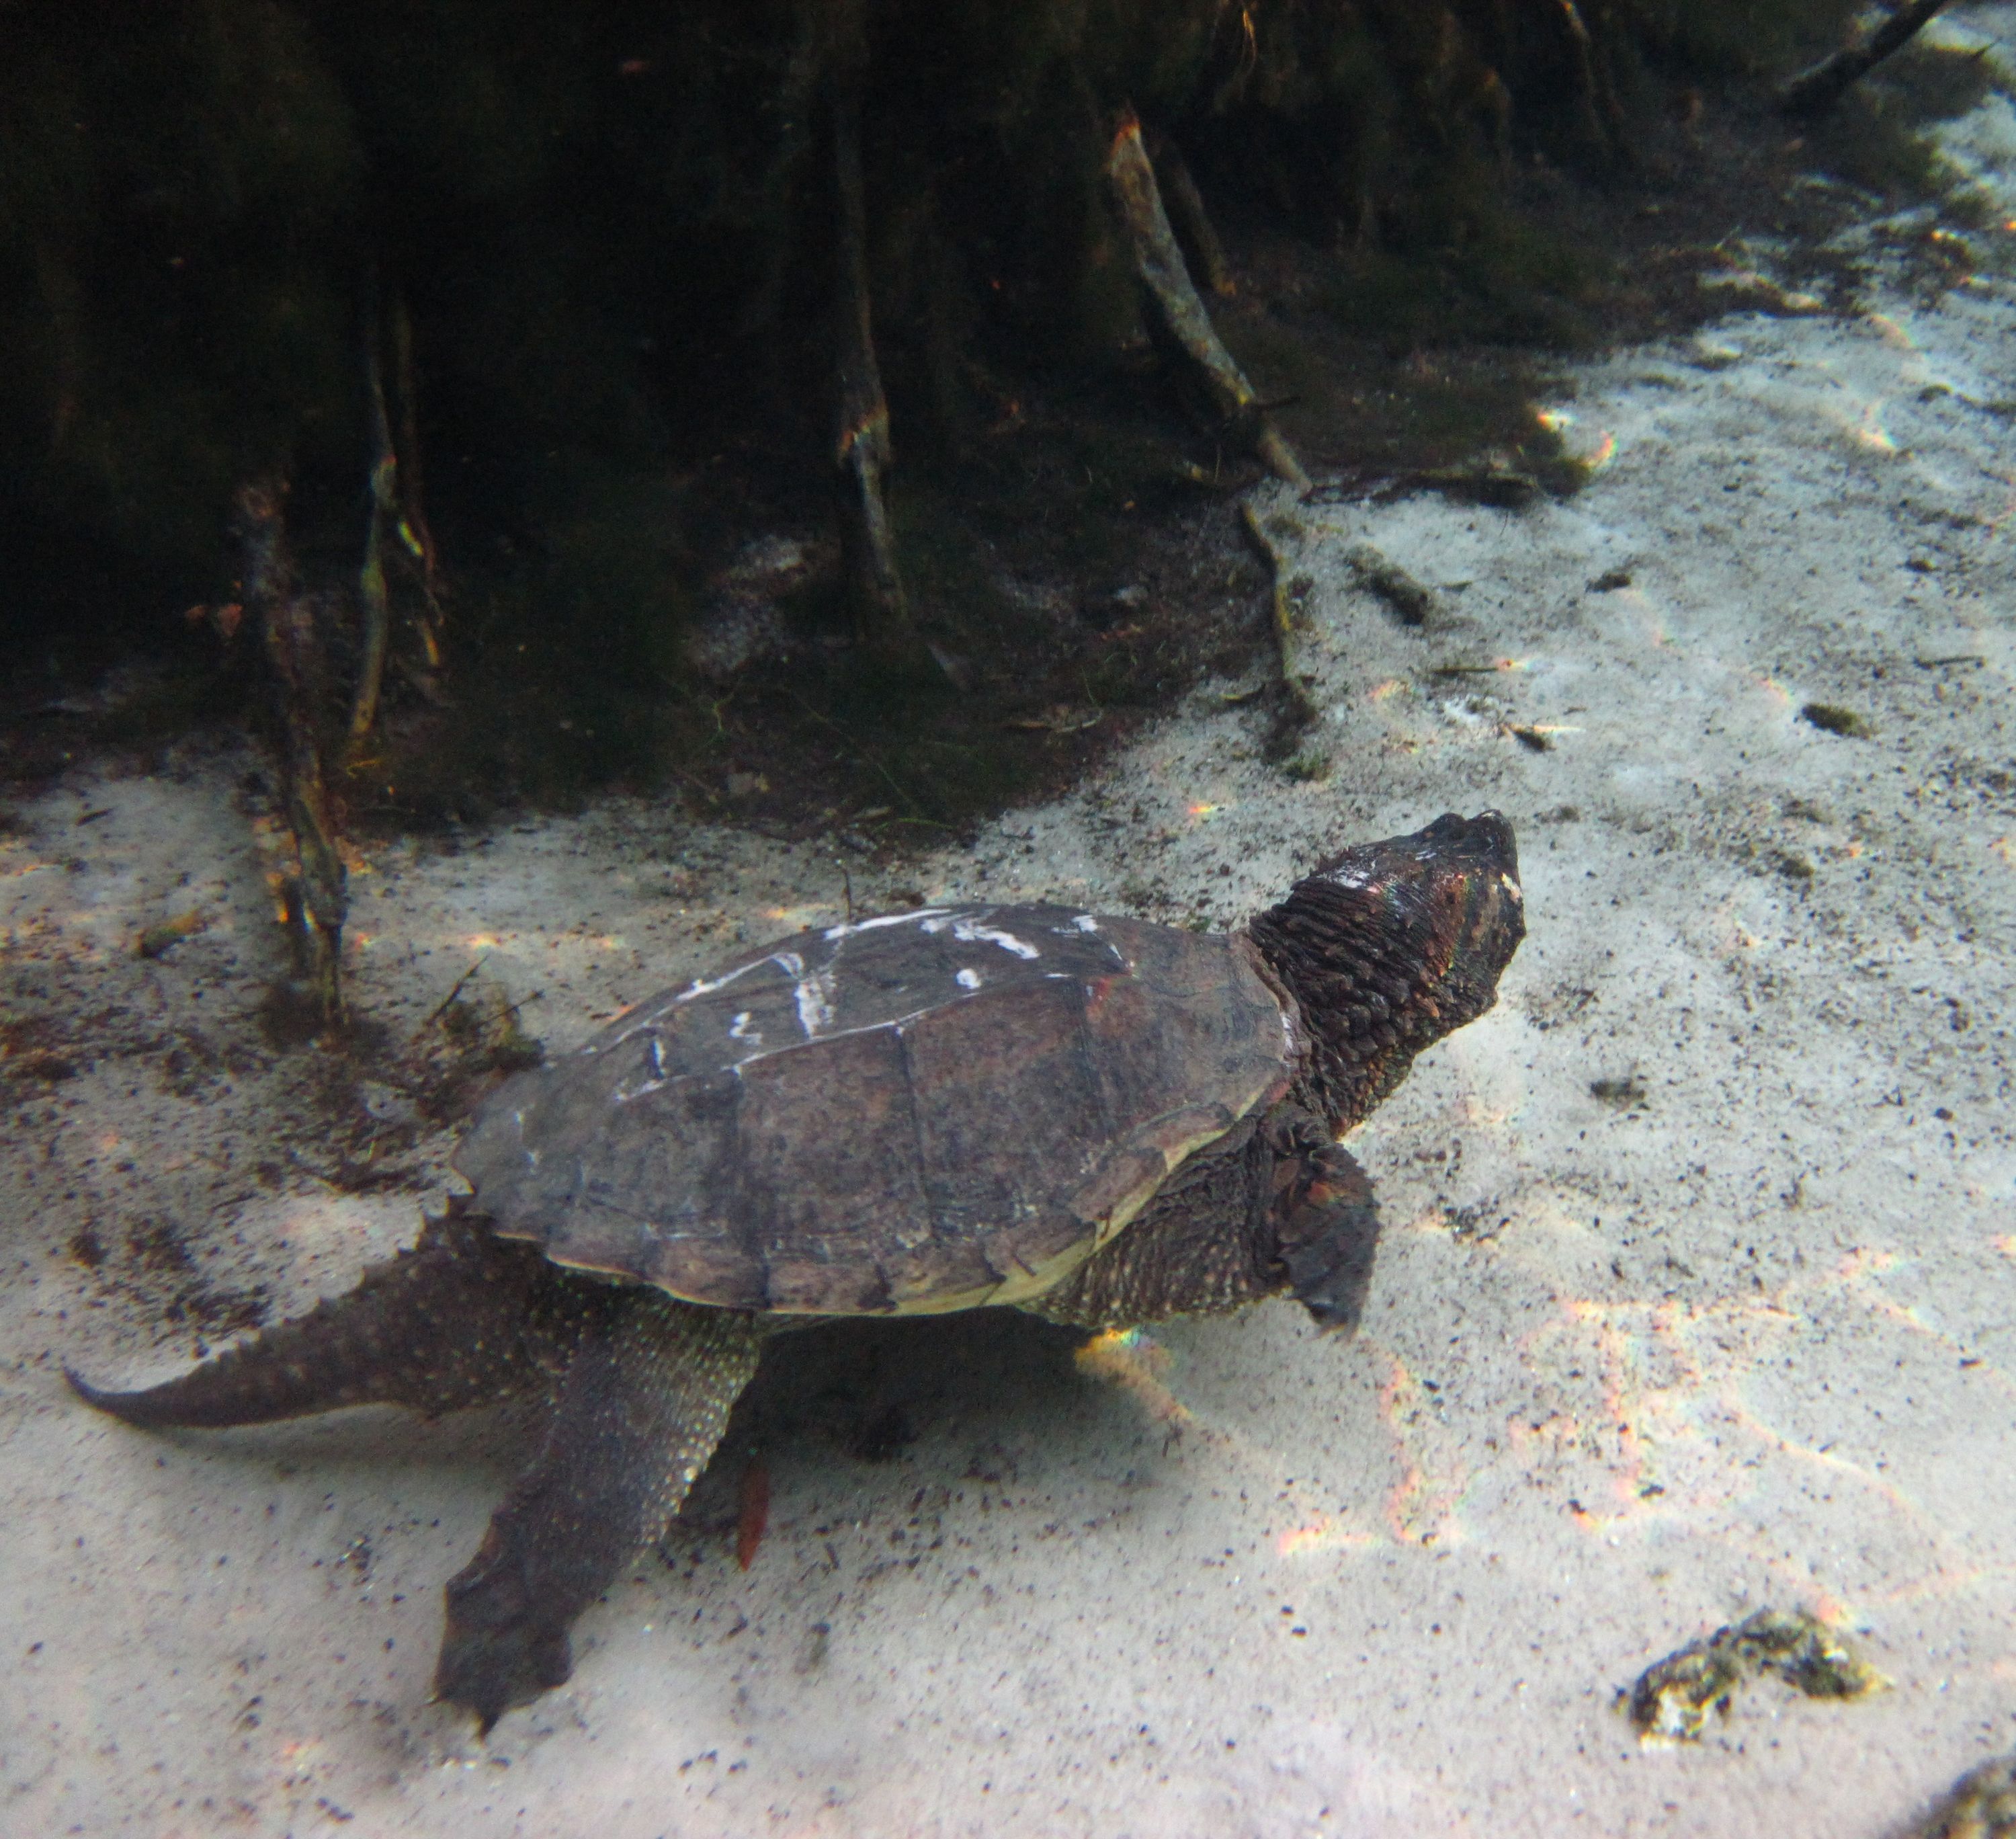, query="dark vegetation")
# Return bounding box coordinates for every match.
[0,0,1997,1015]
